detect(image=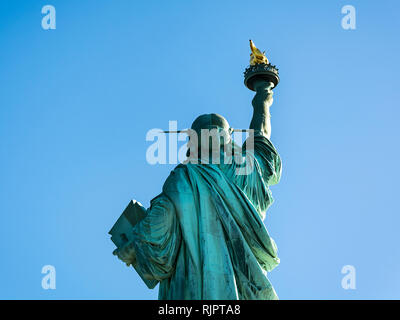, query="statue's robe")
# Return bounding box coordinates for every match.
[131,134,282,300]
